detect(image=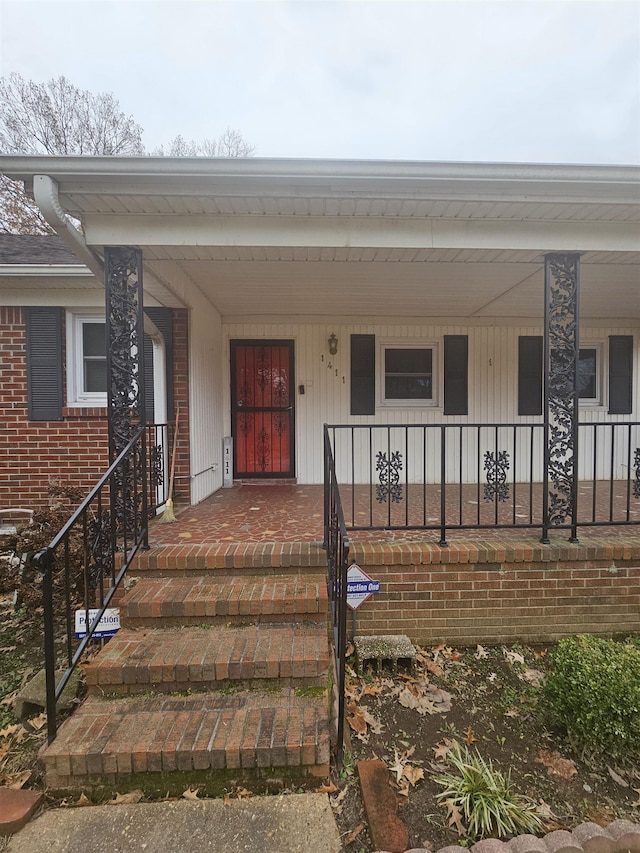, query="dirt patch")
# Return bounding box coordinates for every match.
[331,640,640,852]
